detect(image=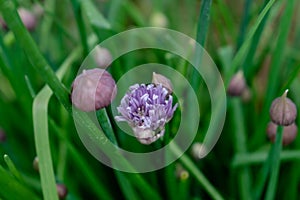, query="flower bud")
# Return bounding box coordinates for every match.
[191,142,207,160]
[71,69,117,112]
[270,90,297,126]
[56,183,68,200]
[152,72,173,93]
[227,70,246,97]
[176,164,189,181]
[241,87,252,102]
[33,156,39,172]
[93,47,113,68]
[149,12,169,28]
[0,128,6,142]
[267,121,298,146]
[18,8,37,31]
[32,4,44,18]
[0,17,7,30]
